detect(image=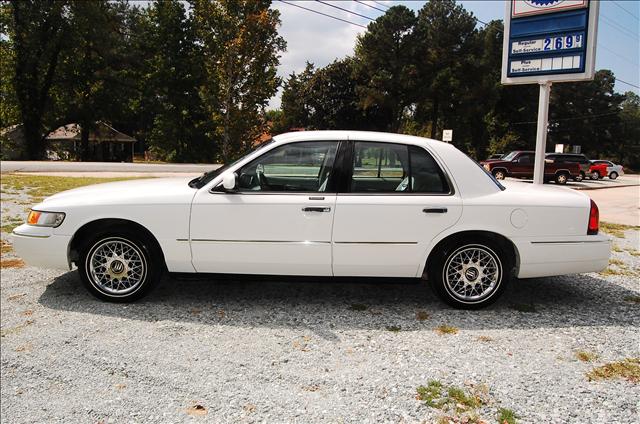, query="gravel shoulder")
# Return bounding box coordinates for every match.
[1,178,639,423]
